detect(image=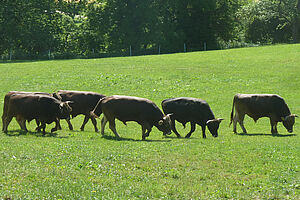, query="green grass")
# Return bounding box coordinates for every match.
[0,44,299,199]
